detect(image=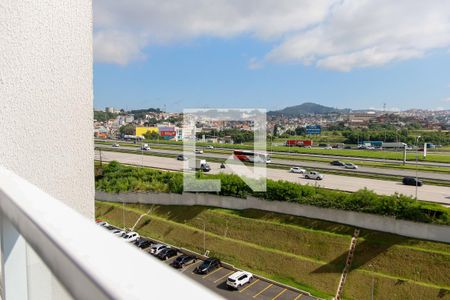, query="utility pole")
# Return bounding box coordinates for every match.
[415,136,421,200]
